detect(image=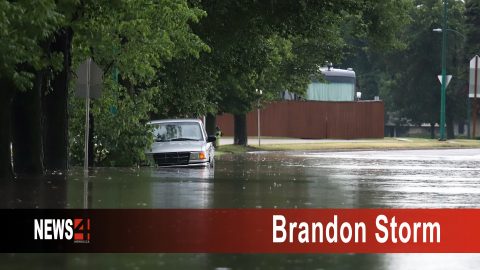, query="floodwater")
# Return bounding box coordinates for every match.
[1,148,480,269]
